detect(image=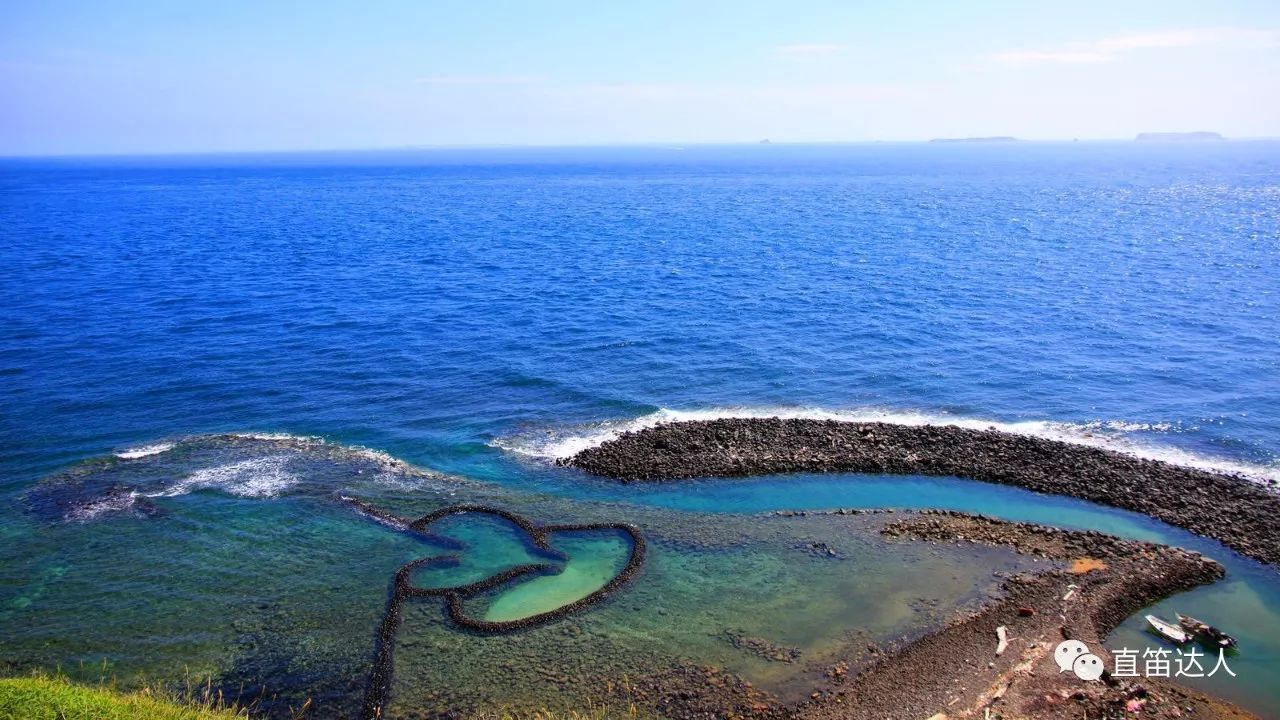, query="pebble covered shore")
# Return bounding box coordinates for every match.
[792,510,1248,720]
